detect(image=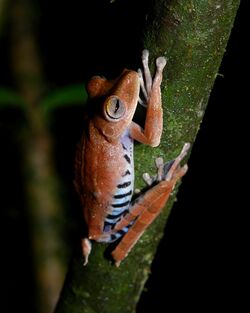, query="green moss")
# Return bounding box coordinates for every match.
[55,1,240,312]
